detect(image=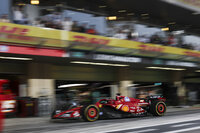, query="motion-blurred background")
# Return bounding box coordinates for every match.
[0,0,200,119]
